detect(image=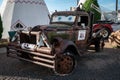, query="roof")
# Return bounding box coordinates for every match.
[52,11,89,16]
